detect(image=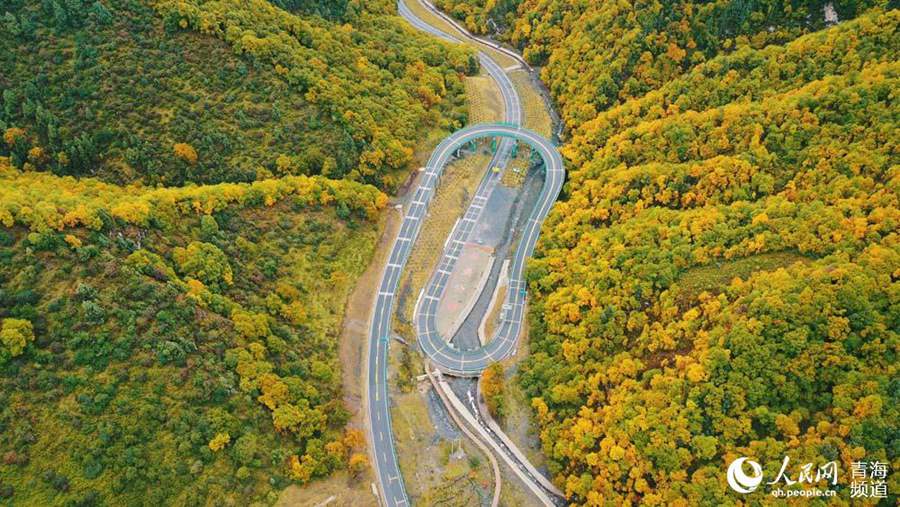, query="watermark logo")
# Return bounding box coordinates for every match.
[725,456,891,499]
[767,456,838,498]
[727,457,763,494]
[850,461,889,499]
